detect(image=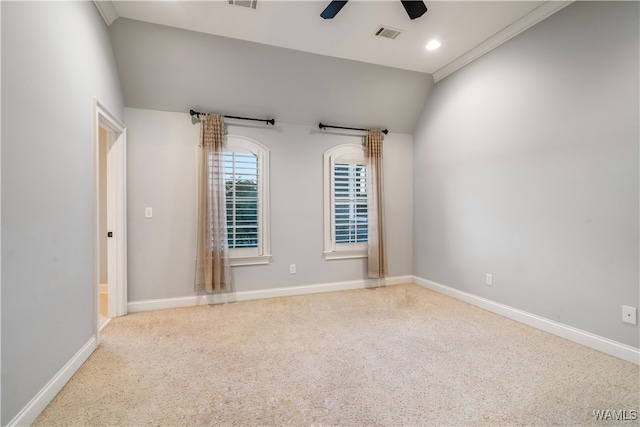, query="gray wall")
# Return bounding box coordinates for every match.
[413,1,639,347]
[109,17,433,134]
[126,108,413,302]
[1,1,124,423]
